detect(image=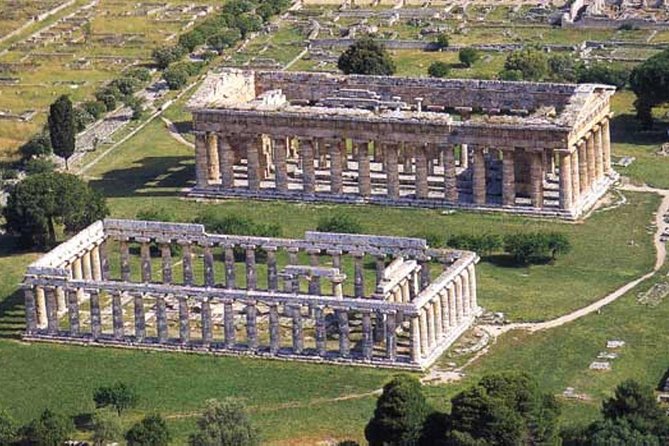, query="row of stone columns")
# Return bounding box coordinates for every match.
[116,237,429,299]
[410,264,477,361]
[31,241,109,329]
[26,287,405,362]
